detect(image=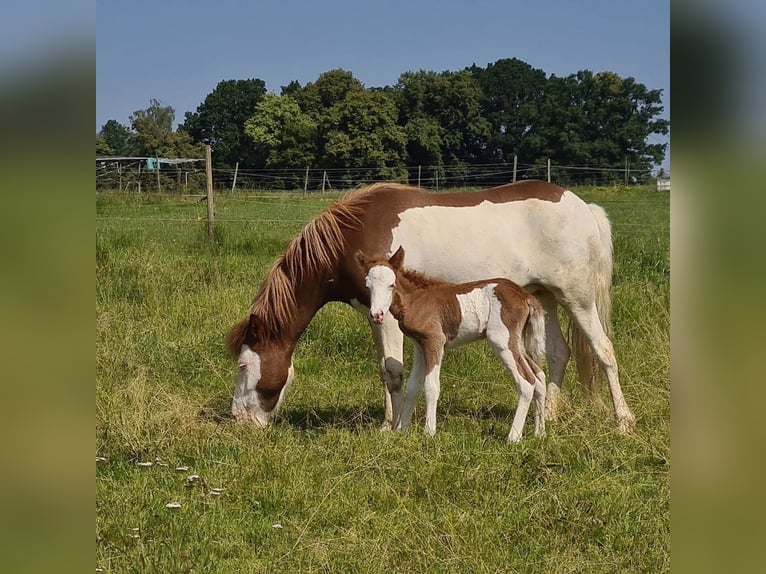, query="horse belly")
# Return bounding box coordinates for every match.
[389,193,596,288]
[447,288,492,349]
